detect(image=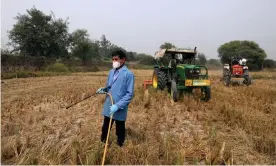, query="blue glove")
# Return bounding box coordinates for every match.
[109,105,119,115]
[96,87,107,94]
